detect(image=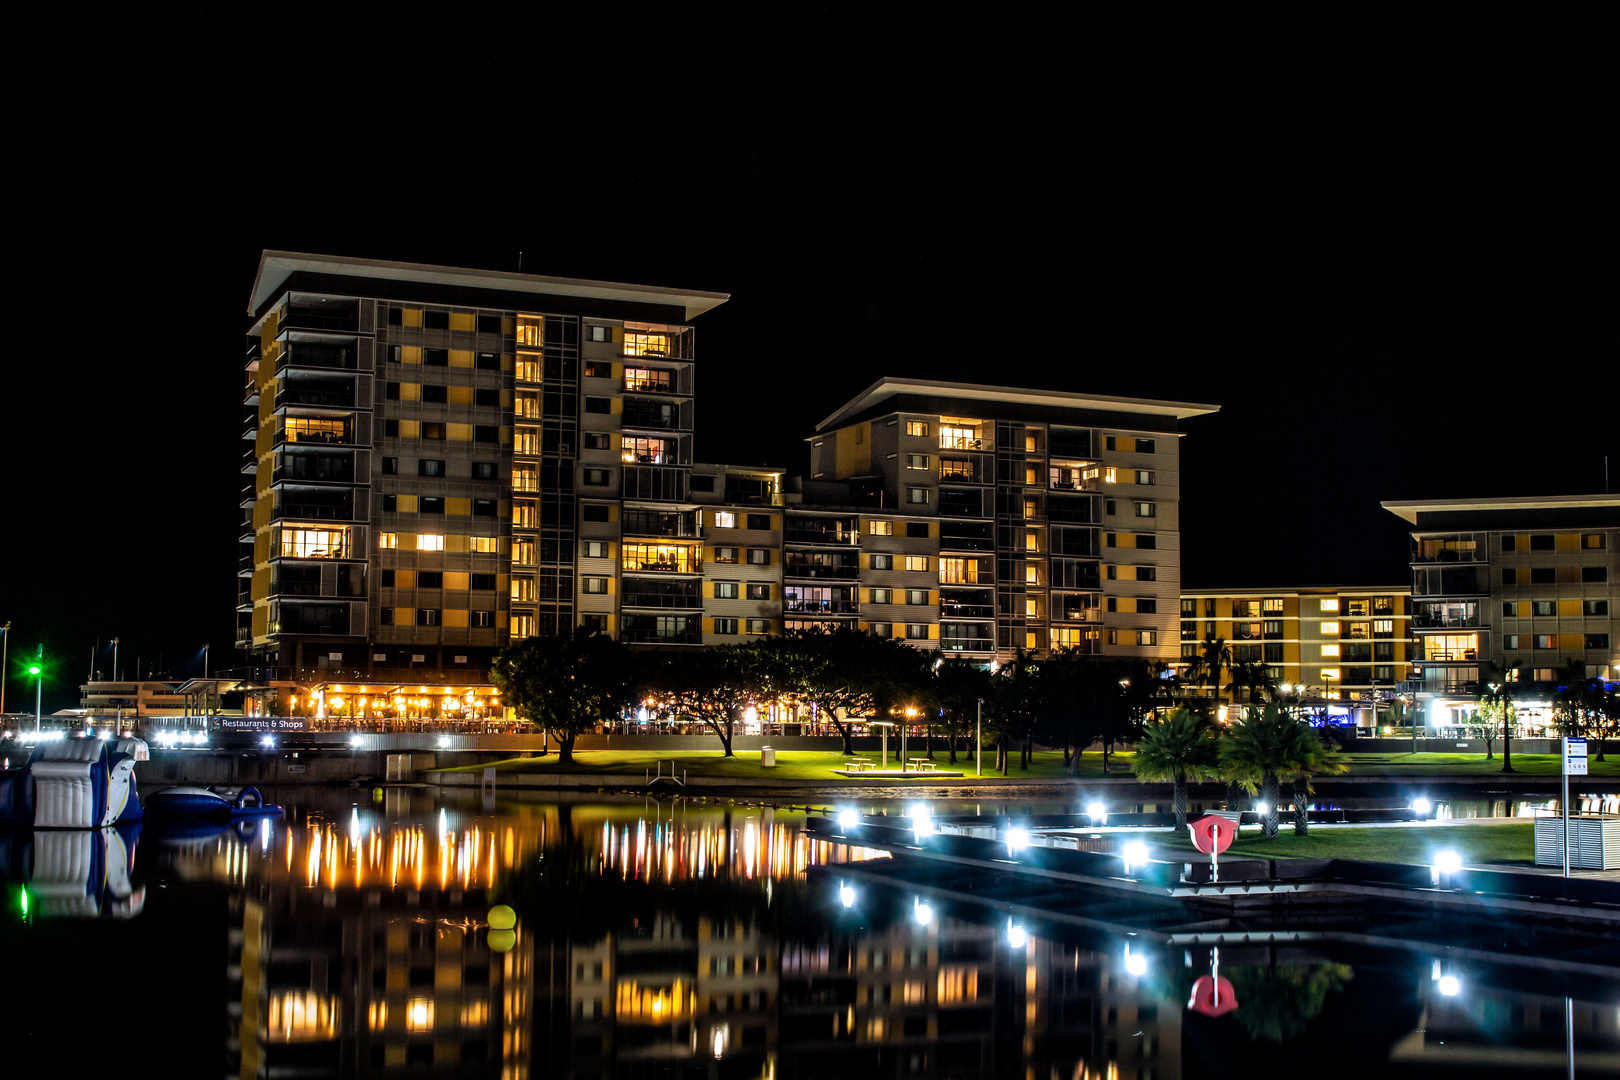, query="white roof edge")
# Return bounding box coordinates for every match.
[815,377,1221,432]
[1381,494,1620,524]
[248,250,730,320]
